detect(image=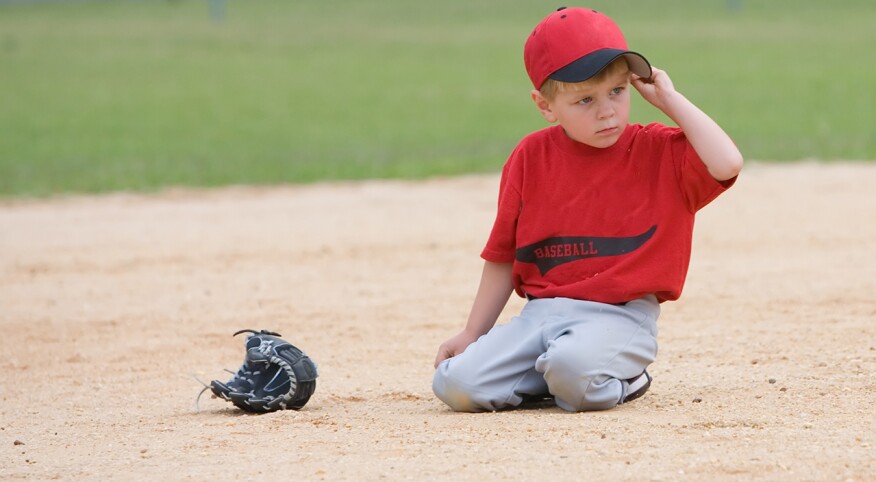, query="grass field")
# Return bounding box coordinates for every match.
[1,0,875,196]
